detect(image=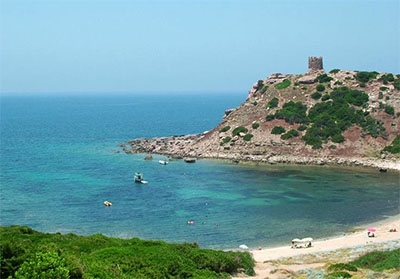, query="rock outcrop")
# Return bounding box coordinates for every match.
[123,65,400,171]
